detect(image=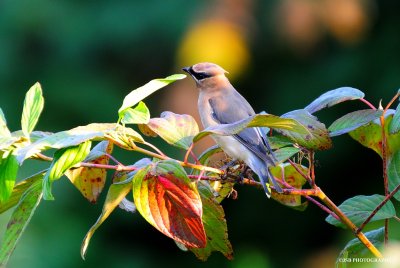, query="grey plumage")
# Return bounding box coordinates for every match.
[183,62,282,197]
